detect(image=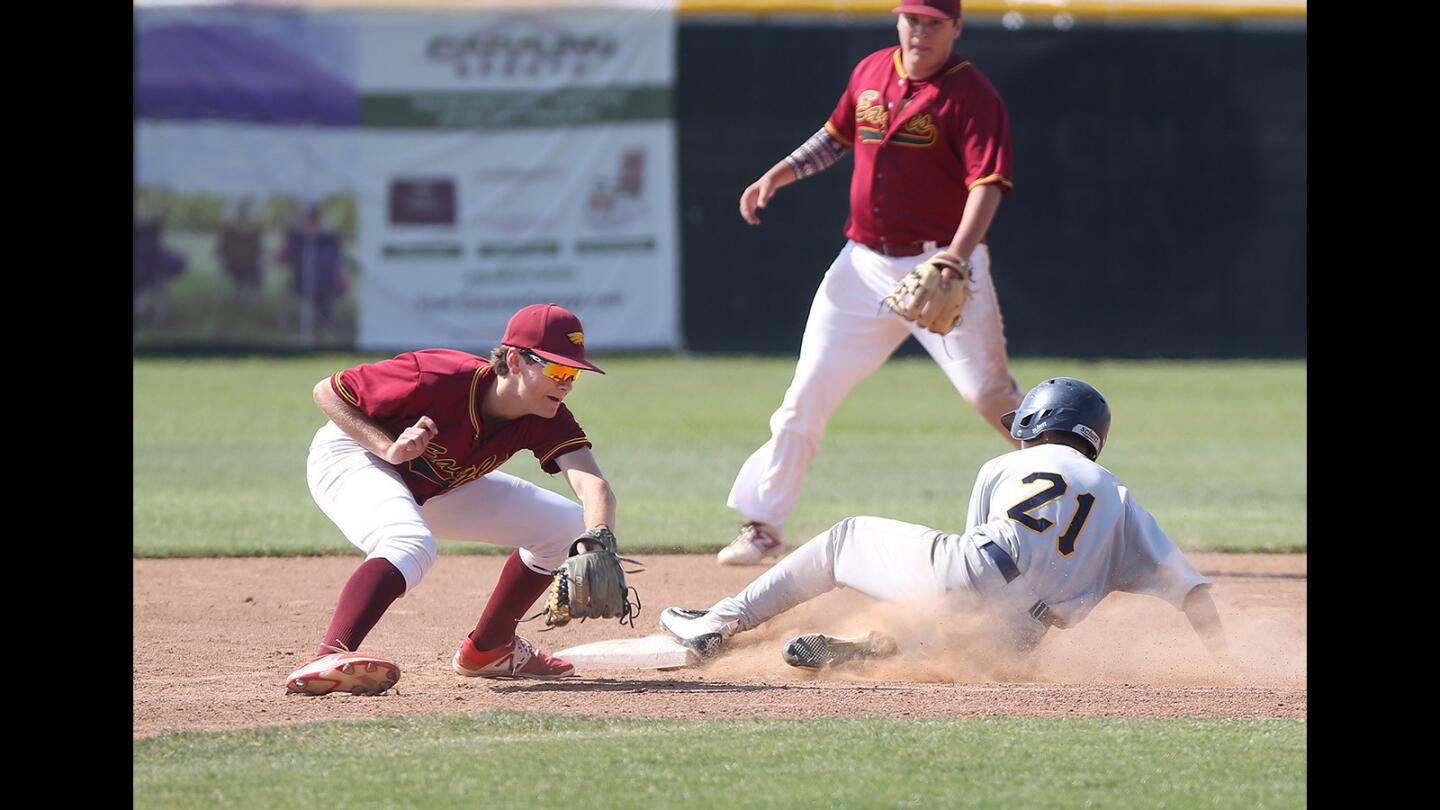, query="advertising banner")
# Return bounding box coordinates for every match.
[133,2,679,353]
[353,9,678,351]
